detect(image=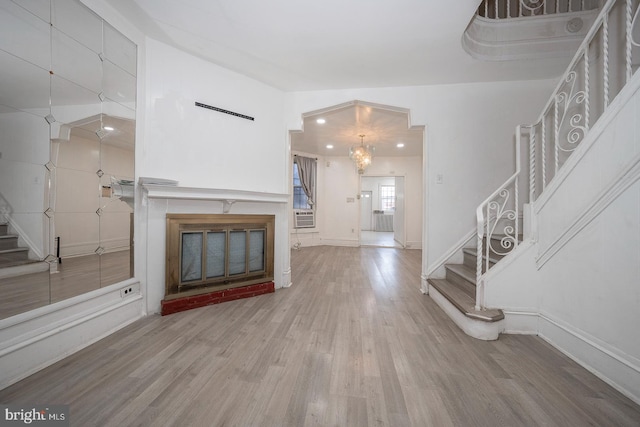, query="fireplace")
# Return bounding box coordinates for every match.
[162,214,275,313]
